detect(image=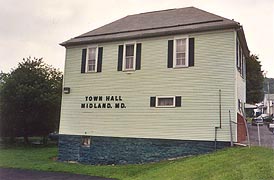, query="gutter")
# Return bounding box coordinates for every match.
[60,23,239,47]
[236,26,250,57]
